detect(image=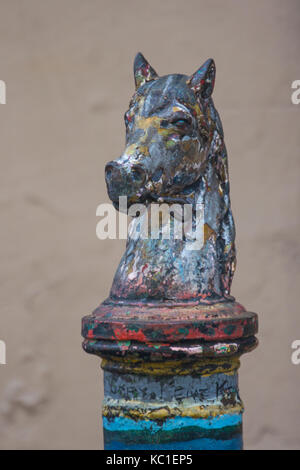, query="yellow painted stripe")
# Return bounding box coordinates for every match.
[102,401,244,421]
[101,356,240,376]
